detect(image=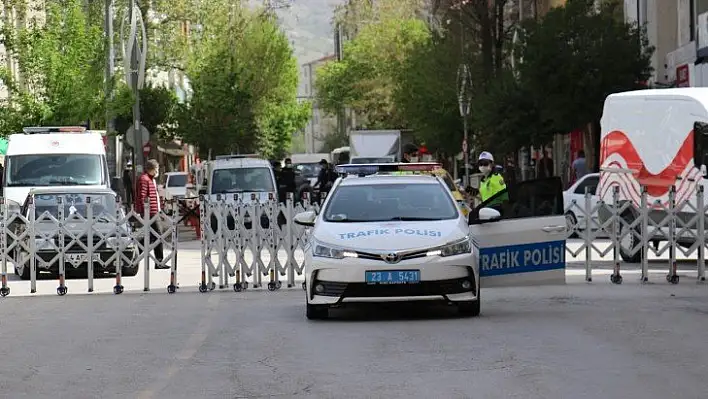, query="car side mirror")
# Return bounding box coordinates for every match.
[468,207,501,225]
[293,210,316,227]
